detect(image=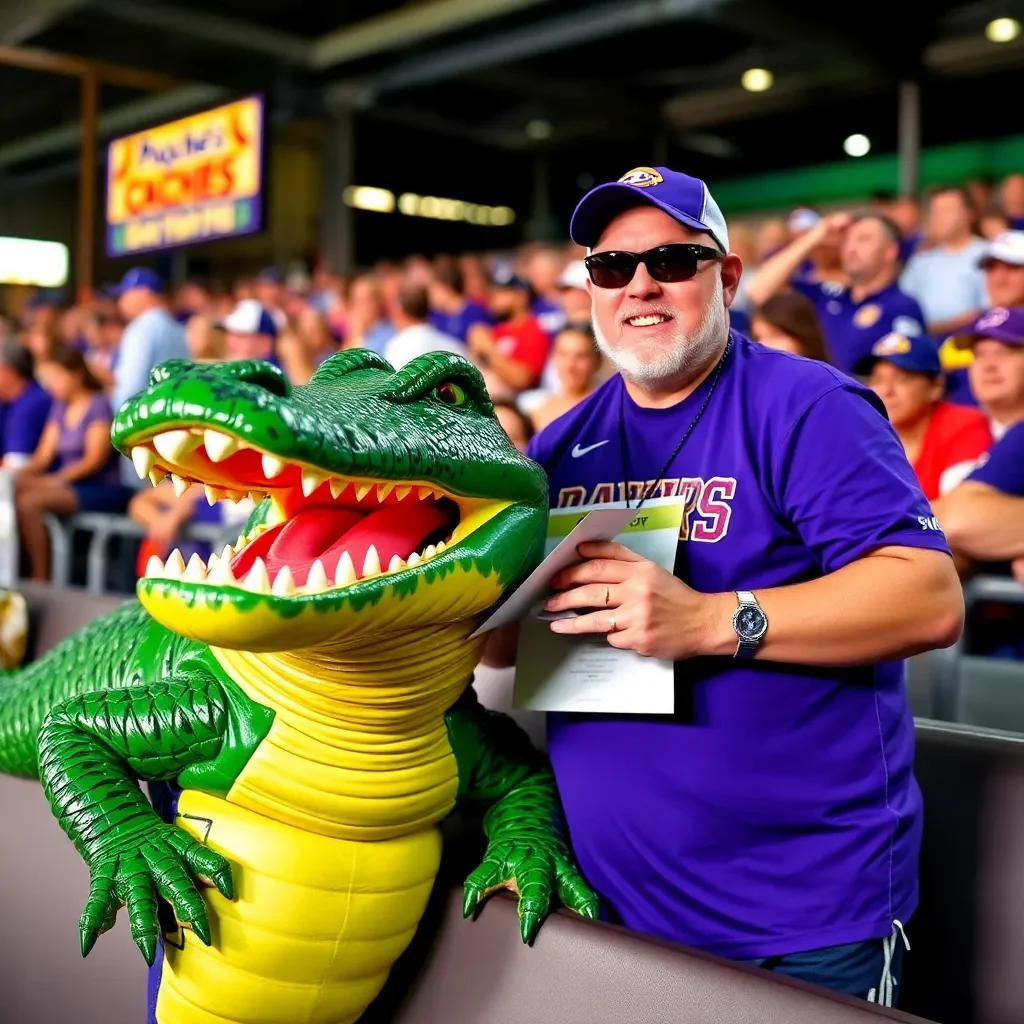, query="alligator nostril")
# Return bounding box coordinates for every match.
[236,361,292,399]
